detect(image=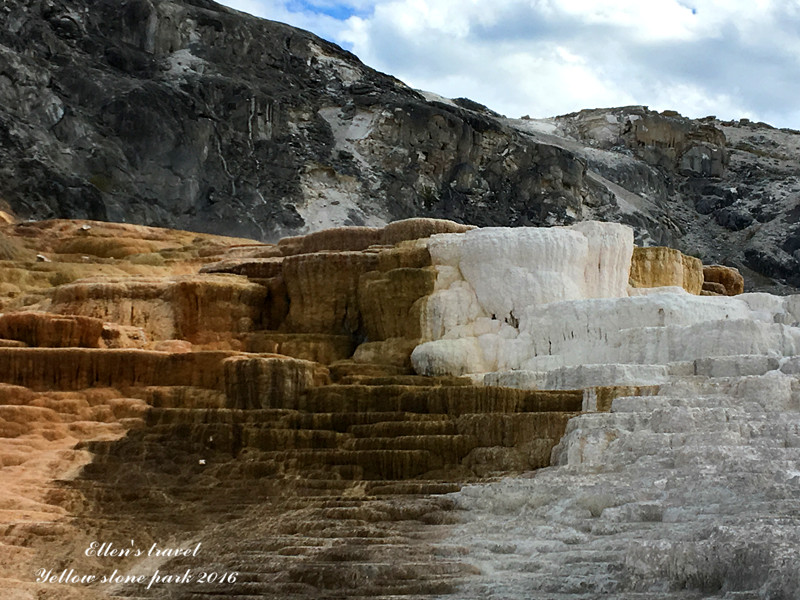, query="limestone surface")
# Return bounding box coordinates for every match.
[446,372,800,598]
[411,223,800,390]
[1,216,799,600]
